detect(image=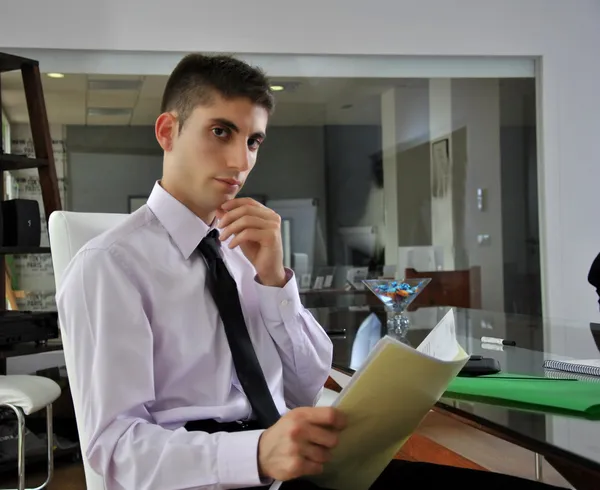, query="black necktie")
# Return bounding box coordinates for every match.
[197,229,281,429]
